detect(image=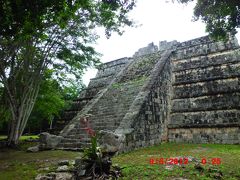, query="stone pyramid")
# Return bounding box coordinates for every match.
[56,35,240,151]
